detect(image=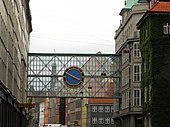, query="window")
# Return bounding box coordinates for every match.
[133,42,141,57]
[76,112,81,120]
[105,106,110,112]
[149,117,152,127]
[126,67,129,85]
[122,66,129,86]
[163,22,170,34]
[149,85,152,101]
[145,29,148,38]
[69,113,75,121]
[92,117,97,124]
[122,93,126,109]
[122,48,129,64]
[122,91,130,109]
[105,118,110,124]
[133,64,141,82]
[125,91,130,108]
[114,103,119,112]
[144,87,147,102]
[98,117,104,124]
[98,106,103,112]
[111,106,114,112]
[92,106,97,112]
[76,99,82,108]
[111,118,114,124]
[144,60,147,73]
[133,89,141,106]
[134,30,139,38]
[122,70,125,86]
